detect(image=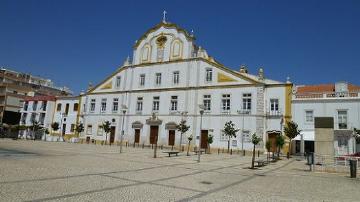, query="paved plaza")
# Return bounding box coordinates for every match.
[0,139,359,202]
